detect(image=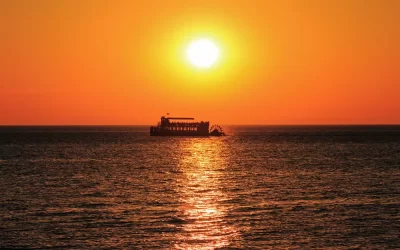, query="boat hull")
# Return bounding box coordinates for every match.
[150,129,209,136]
